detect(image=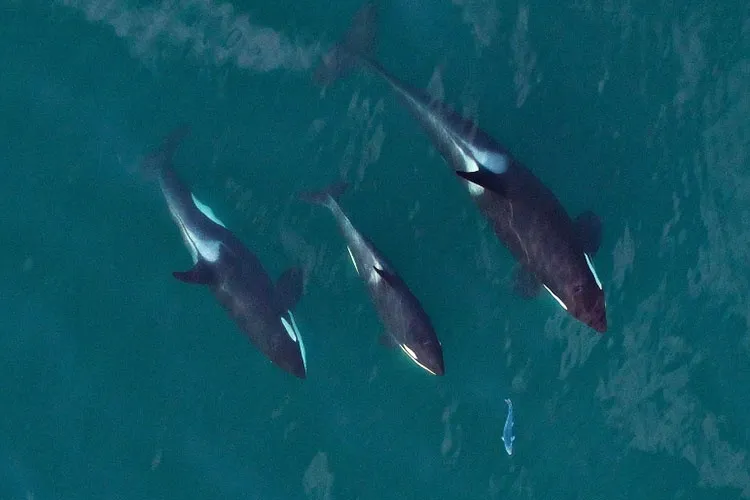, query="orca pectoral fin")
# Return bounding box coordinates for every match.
[455,170,508,197]
[378,334,398,349]
[512,265,541,299]
[574,211,603,255]
[173,260,213,285]
[276,267,304,311]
